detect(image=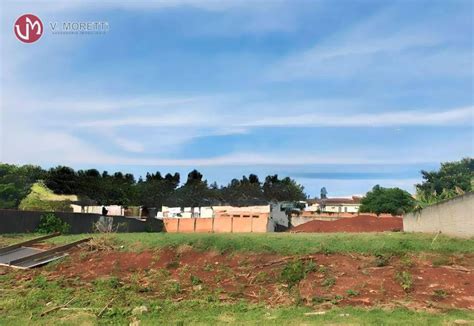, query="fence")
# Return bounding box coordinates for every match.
[0,209,163,234]
[163,213,269,233]
[403,192,474,238]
